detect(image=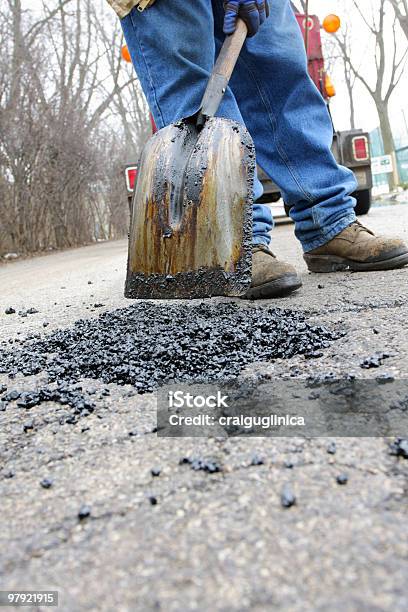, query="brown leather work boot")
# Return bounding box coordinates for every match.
[244,244,302,299]
[304,221,408,273]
